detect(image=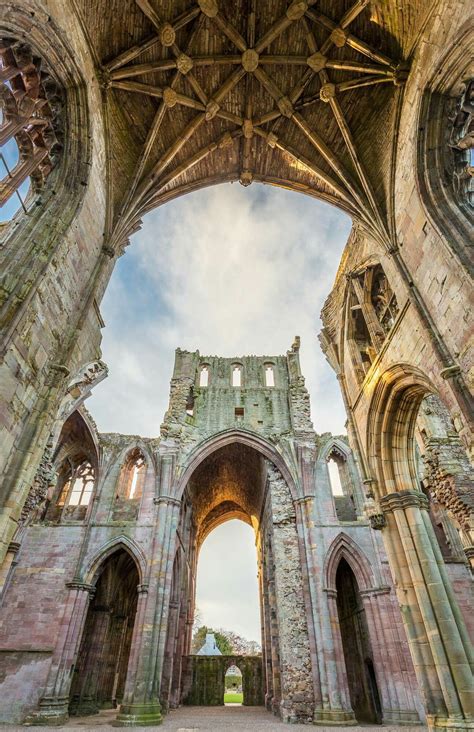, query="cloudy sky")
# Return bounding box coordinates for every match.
[87,182,351,642]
